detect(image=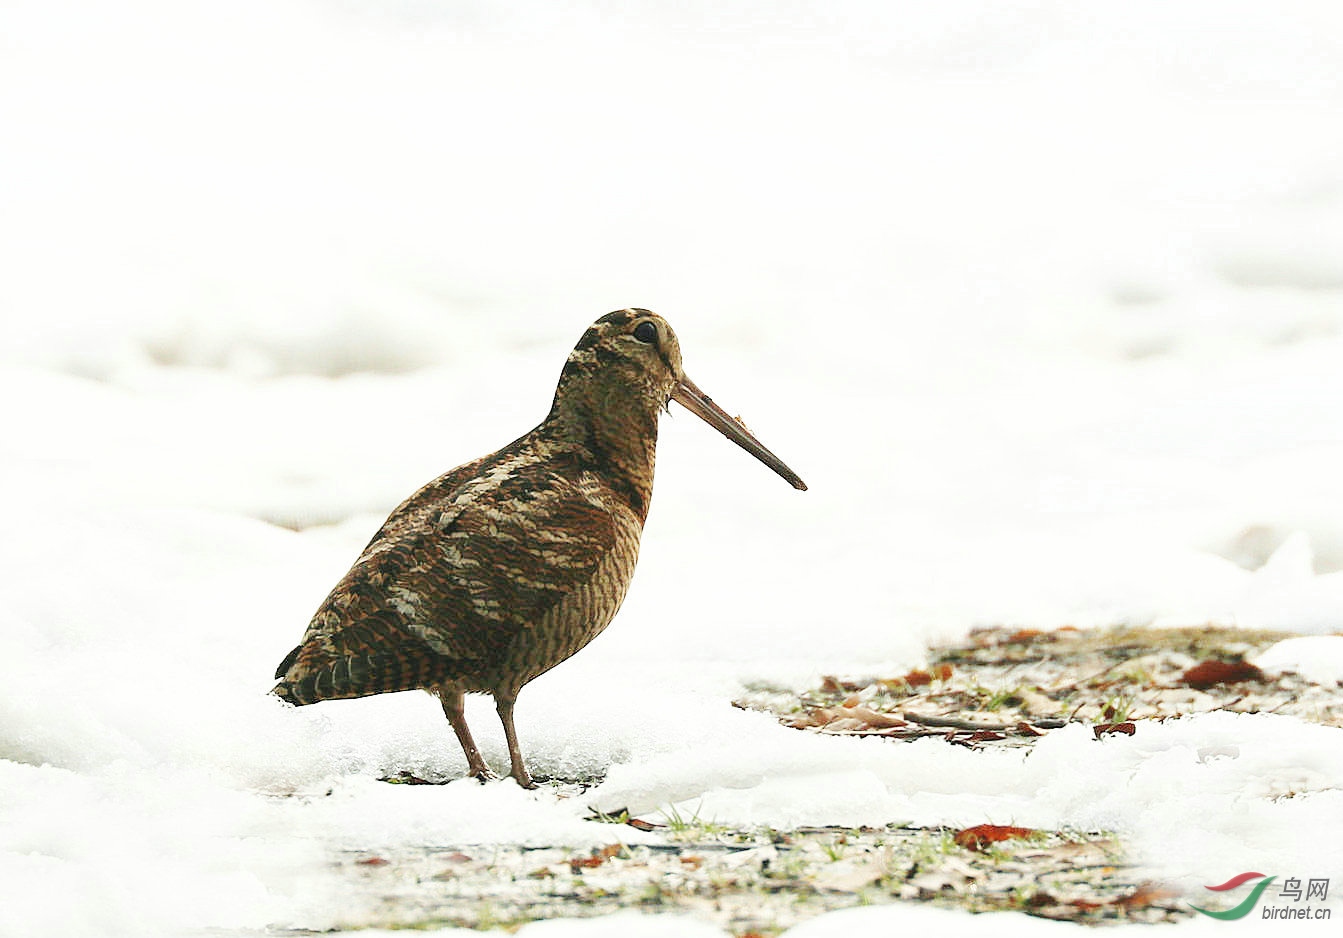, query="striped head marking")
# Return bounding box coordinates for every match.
[559,308,684,412]
[551,309,807,491]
